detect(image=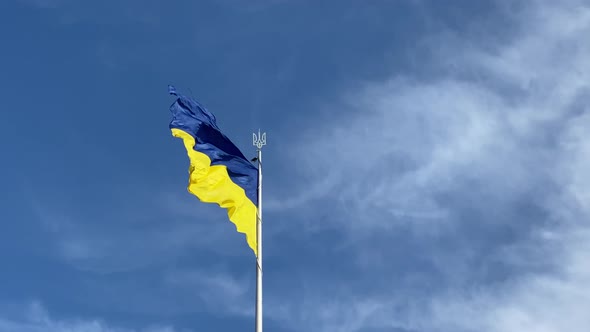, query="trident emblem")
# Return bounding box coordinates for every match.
[253,129,266,150]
